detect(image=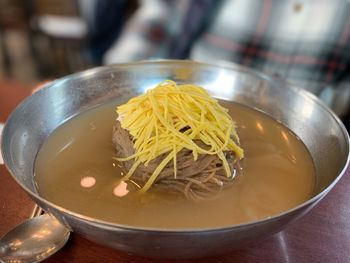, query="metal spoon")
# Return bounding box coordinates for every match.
[0,214,70,263]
